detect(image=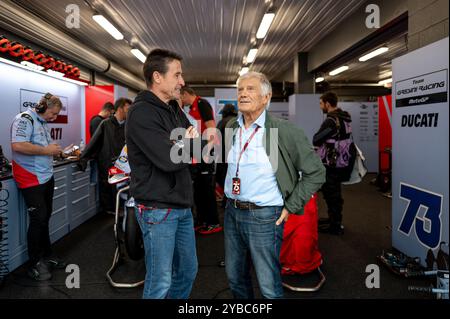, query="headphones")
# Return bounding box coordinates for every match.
[36,93,53,114]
